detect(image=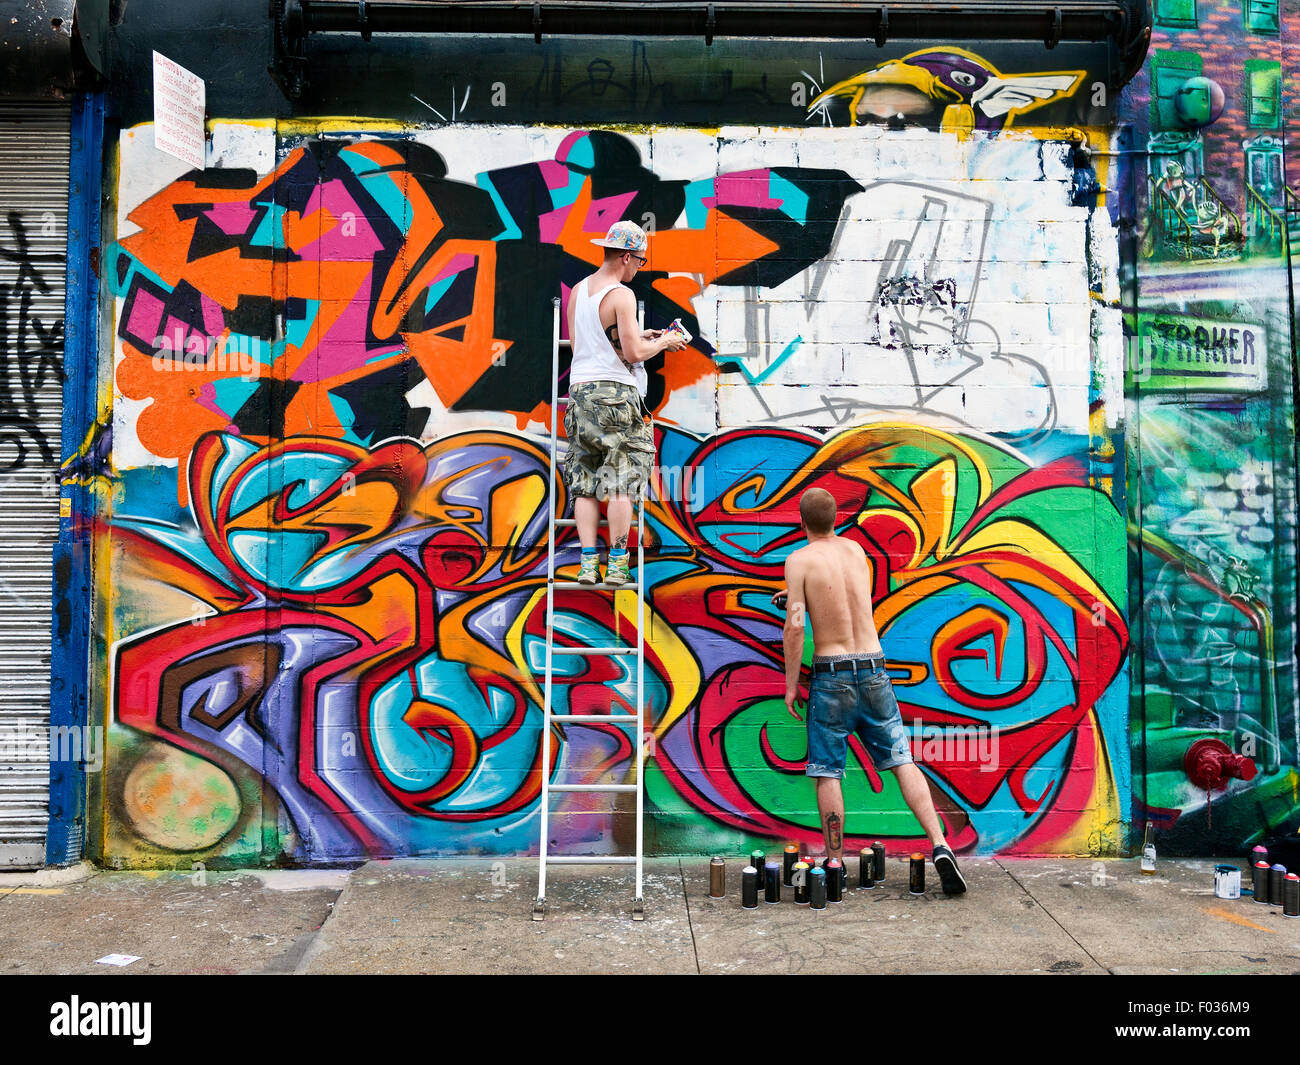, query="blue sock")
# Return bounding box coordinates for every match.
[582,548,599,557]
[608,547,628,559]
